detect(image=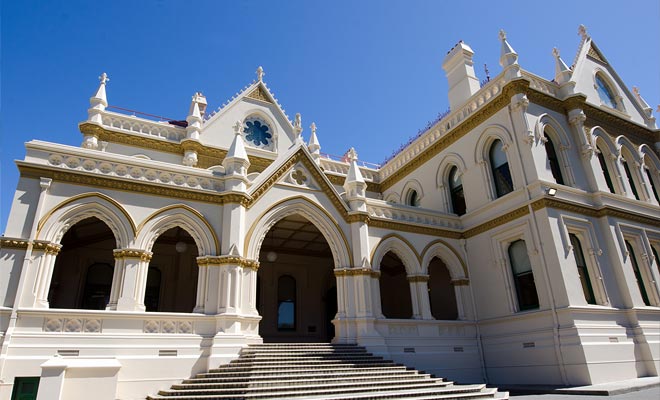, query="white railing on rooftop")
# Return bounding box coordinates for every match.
[521,71,558,97]
[101,110,186,142]
[366,199,462,230]
[319,154,380,183]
